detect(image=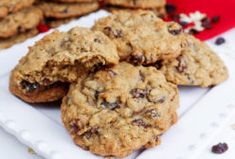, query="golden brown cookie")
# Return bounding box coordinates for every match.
[106,0,166,9]
[156,34,229,87]
[61,62,179,157]
[0,29,38,49]
[93,11,186,65]
[9,27,119,103]
[37,1,99,19]
[0,7,43,39]
[0,0,35,18]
